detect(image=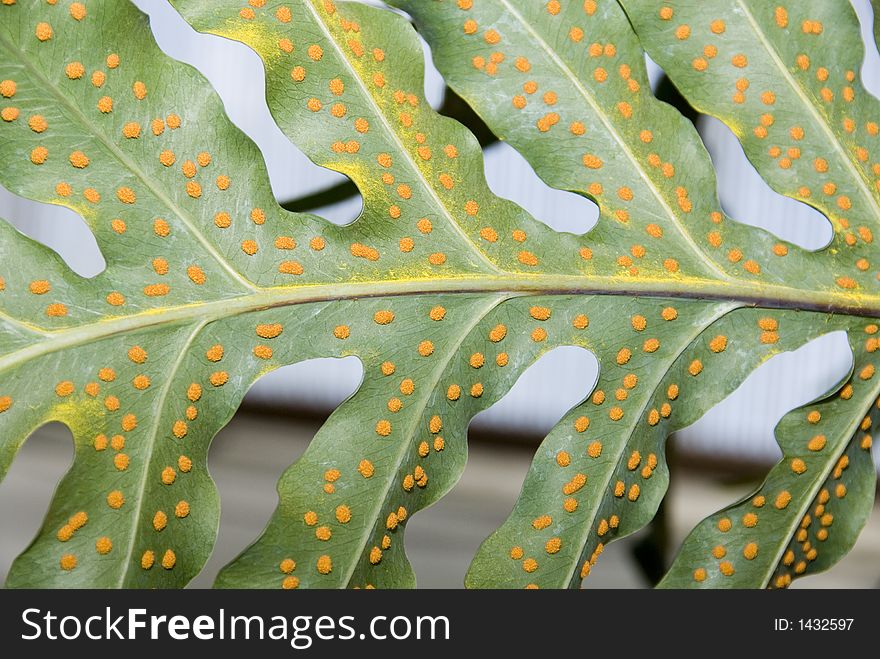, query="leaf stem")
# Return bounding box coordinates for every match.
[1,273,877,377]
